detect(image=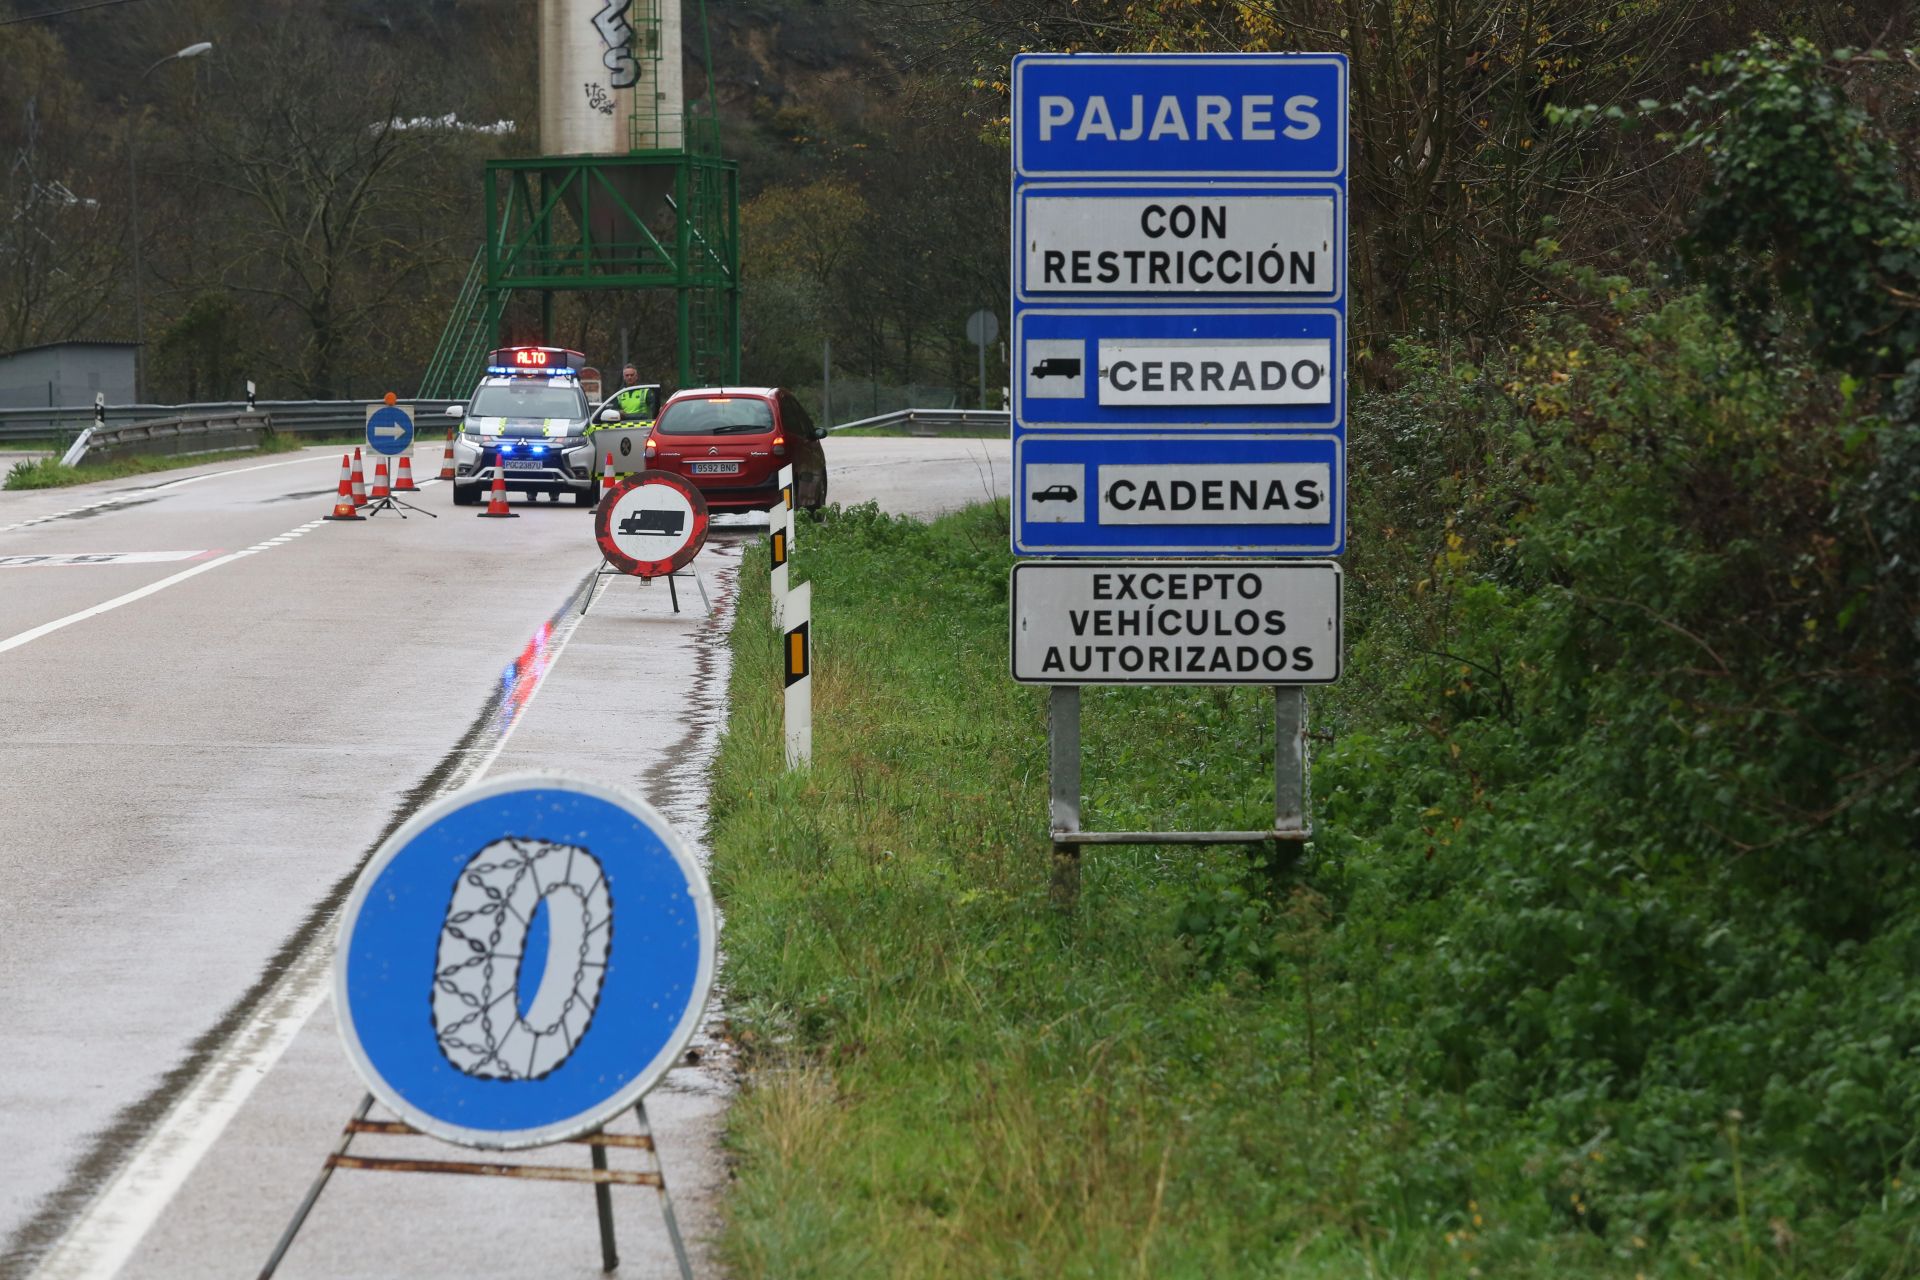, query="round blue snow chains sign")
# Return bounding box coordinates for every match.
[334,774,716,1149]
